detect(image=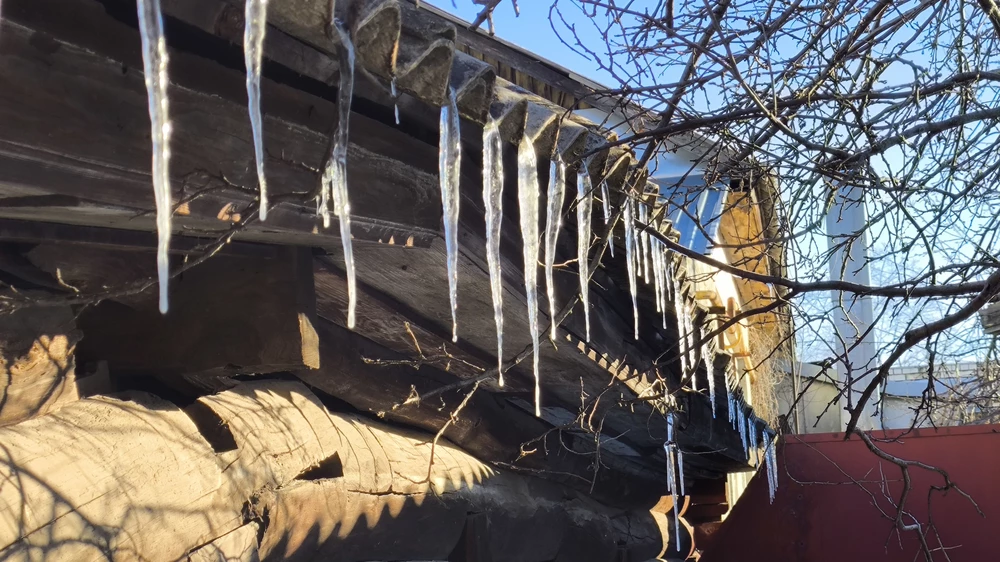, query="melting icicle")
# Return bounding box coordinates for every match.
[672,275,687,376]
[483,116,505,384]
[623,198,639,340]
[390,77,400,125]
[677,446,686,496]
[576,162,593,342]
[659,247,669,329]
[737,403,748,454]
[518,135,542,416]
[634,207,644,281]
[704,339,717,418]
[725,372,735,424]
[600,181,614,257]
[244,0,269,220]
[666,413,681,543]
[137,0,173,314]
[764,432,778,503]
[321,21,358,328]
[749,417,759,463]
[439,89,462,343]
[544,155,567,342]
[638,202,651,281]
